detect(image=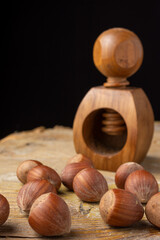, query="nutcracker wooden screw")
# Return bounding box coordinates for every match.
[73,27,154,171]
